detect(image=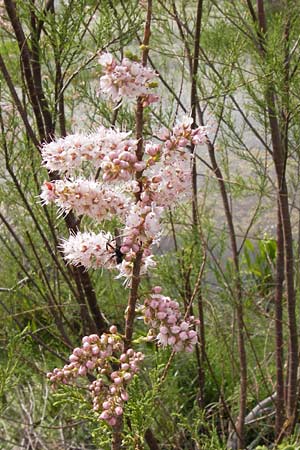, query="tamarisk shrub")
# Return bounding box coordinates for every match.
[43,52,207,426]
